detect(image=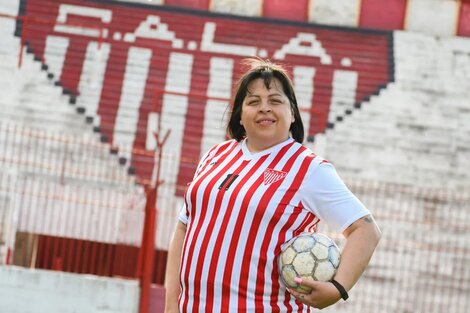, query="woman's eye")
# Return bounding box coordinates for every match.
[248,101,259,105]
